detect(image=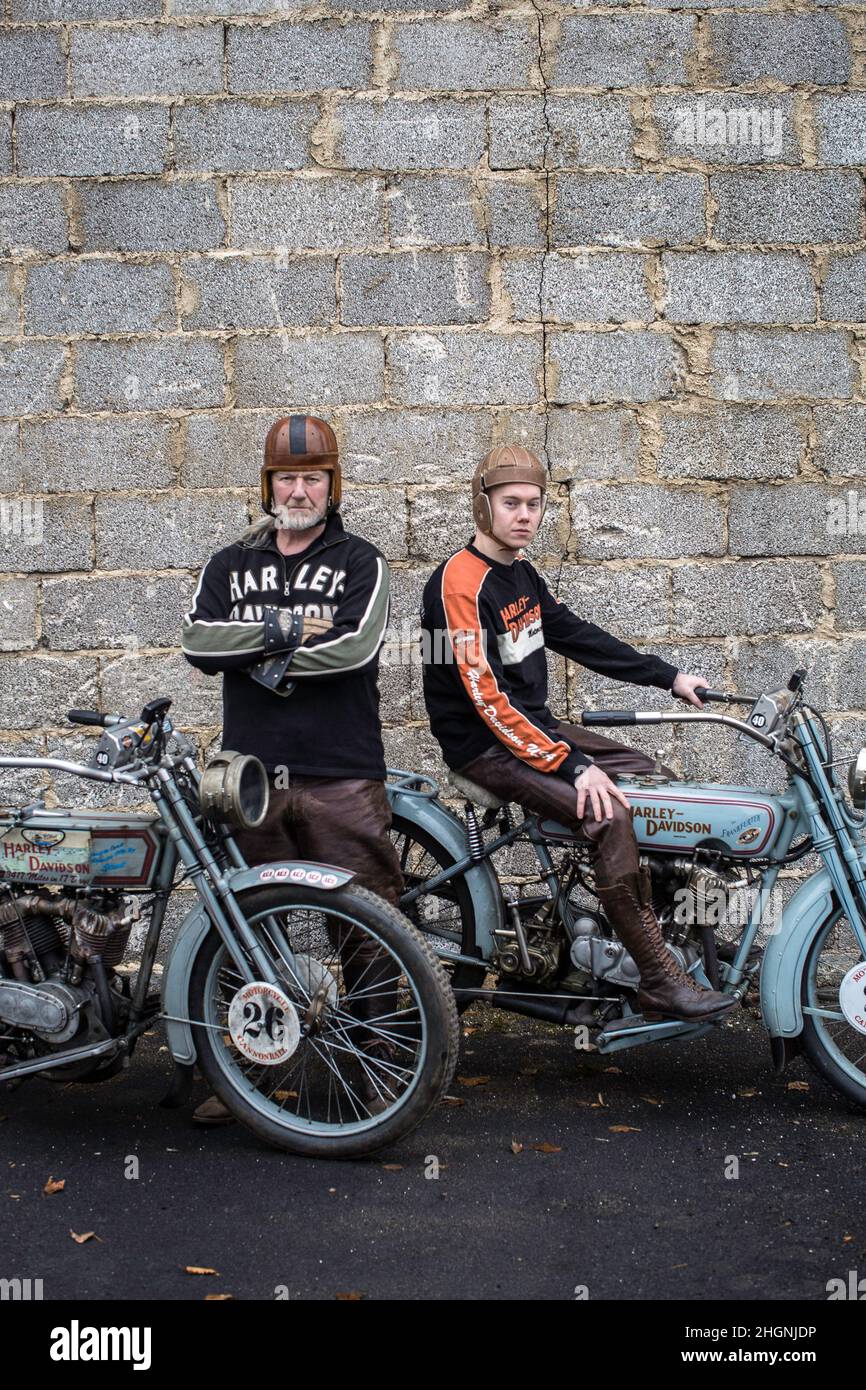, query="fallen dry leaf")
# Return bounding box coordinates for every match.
[531,1142,562,1154]
[335,1291,364,1301]
[441,1095,465,1107]
[381,1164,403,1172]
[787,1081,810,1092]
[69,1230,100,1244]
[590,1092,606,1108]
[462,1027,479,1036]
[843,1235,854,1243]
[603,1066,622,1074]
[273,1091,298,1102]
[640,1096,662,1106]
[609,1125,642,1134]
[671,1263,688,1270]
[457,1075,490,1087]
[510,1140,523,1155]
[737,1088,758,1098]
[777,1162,789,1168]
[43,1177,65,1196]
[185,1266,219,1276]
[205,1294,234,1301]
